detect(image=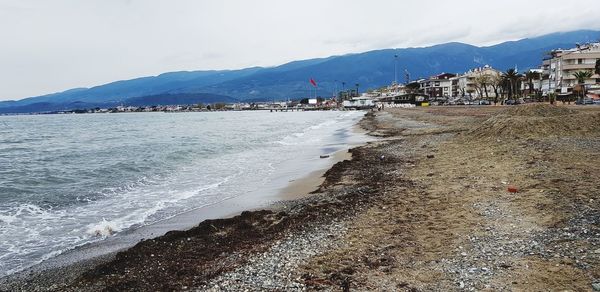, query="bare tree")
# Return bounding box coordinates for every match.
[490,74,503,104]
[474,74,491,100]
